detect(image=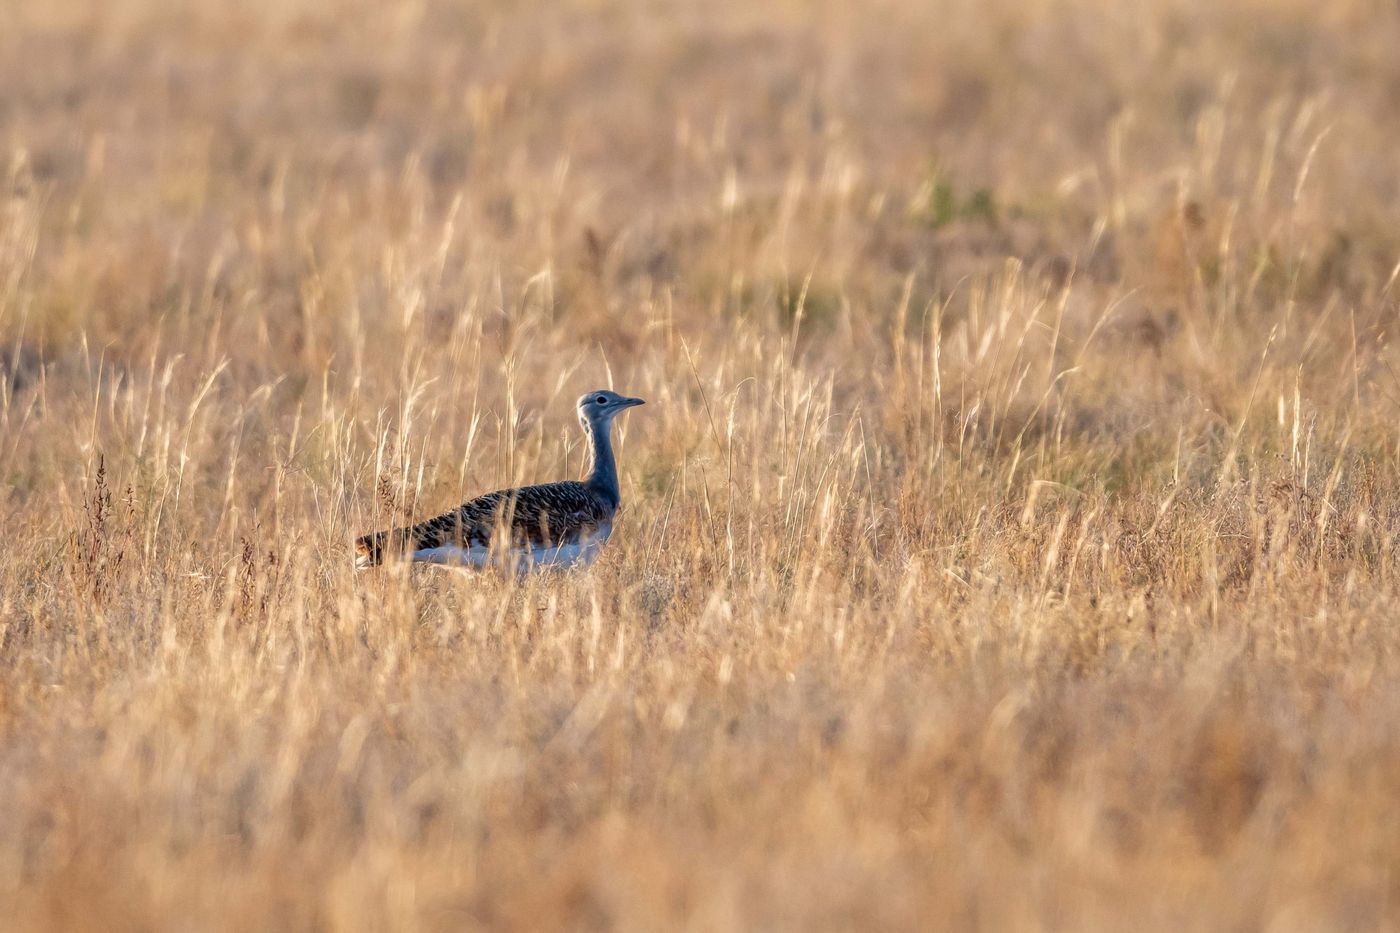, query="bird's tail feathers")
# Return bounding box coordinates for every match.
[353,527,416,570]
